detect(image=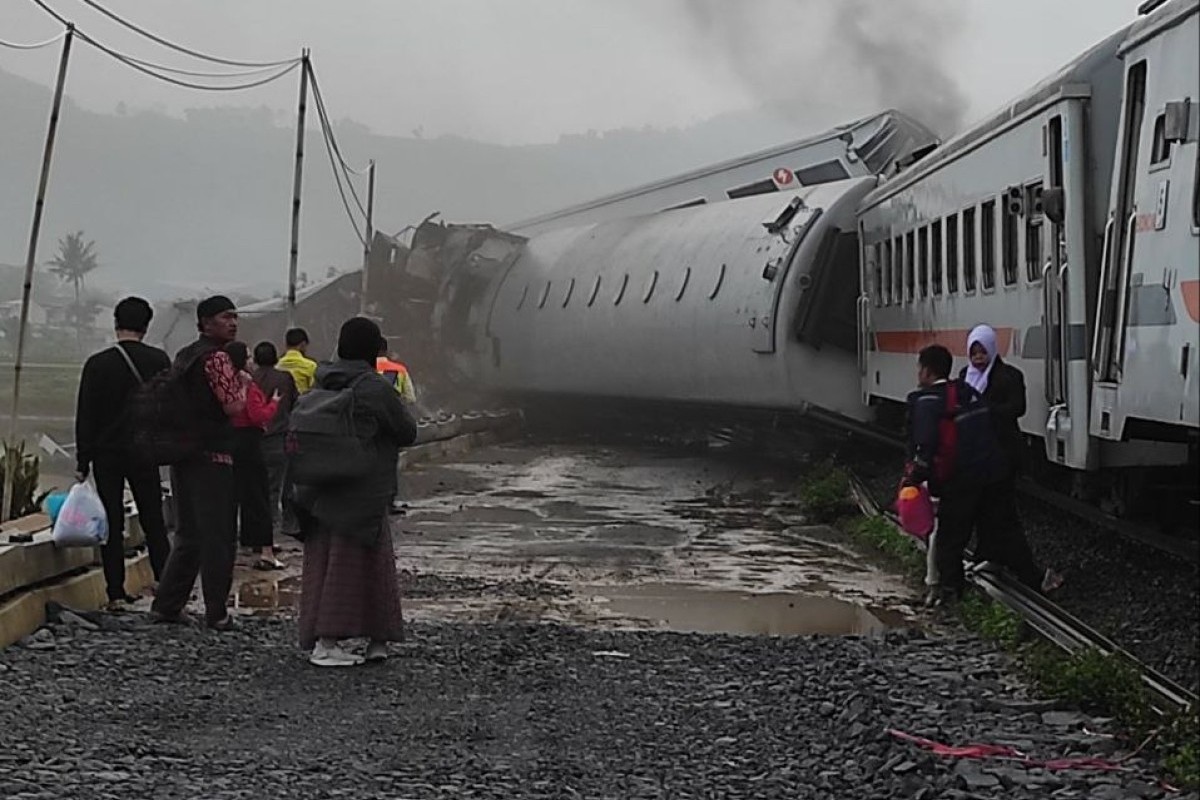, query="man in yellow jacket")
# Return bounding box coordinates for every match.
[278,327,318,394]
[376,337,417,404]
